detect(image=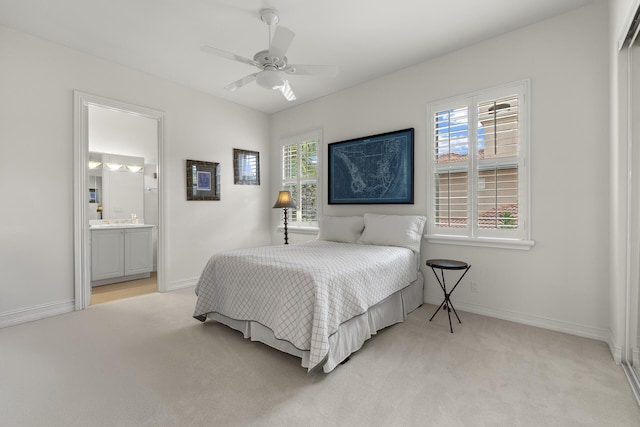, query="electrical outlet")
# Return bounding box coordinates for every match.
[470,281,479,293]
